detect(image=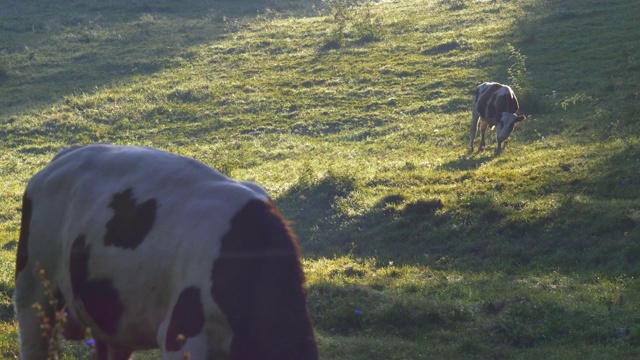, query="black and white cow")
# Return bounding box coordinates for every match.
[469,82,526,153]
[14,144,318,360]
